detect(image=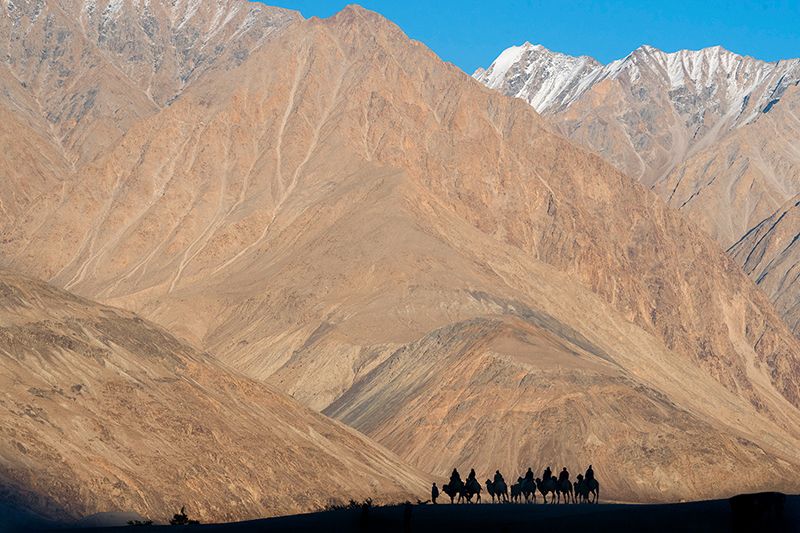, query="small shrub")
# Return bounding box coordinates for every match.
[169,506,200,526]
[324,498,373,511]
